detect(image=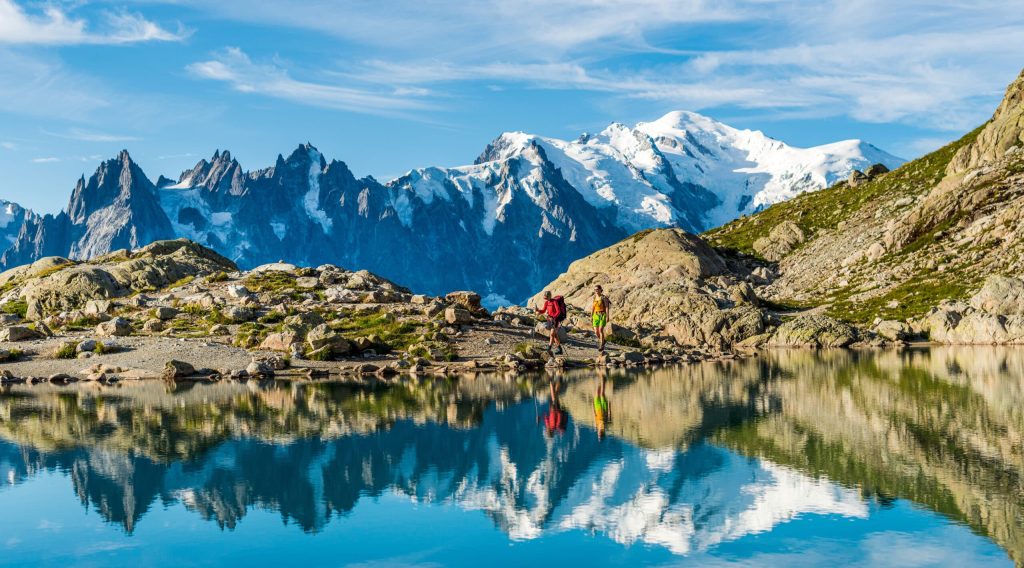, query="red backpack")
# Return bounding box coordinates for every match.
[552,295,567,323]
